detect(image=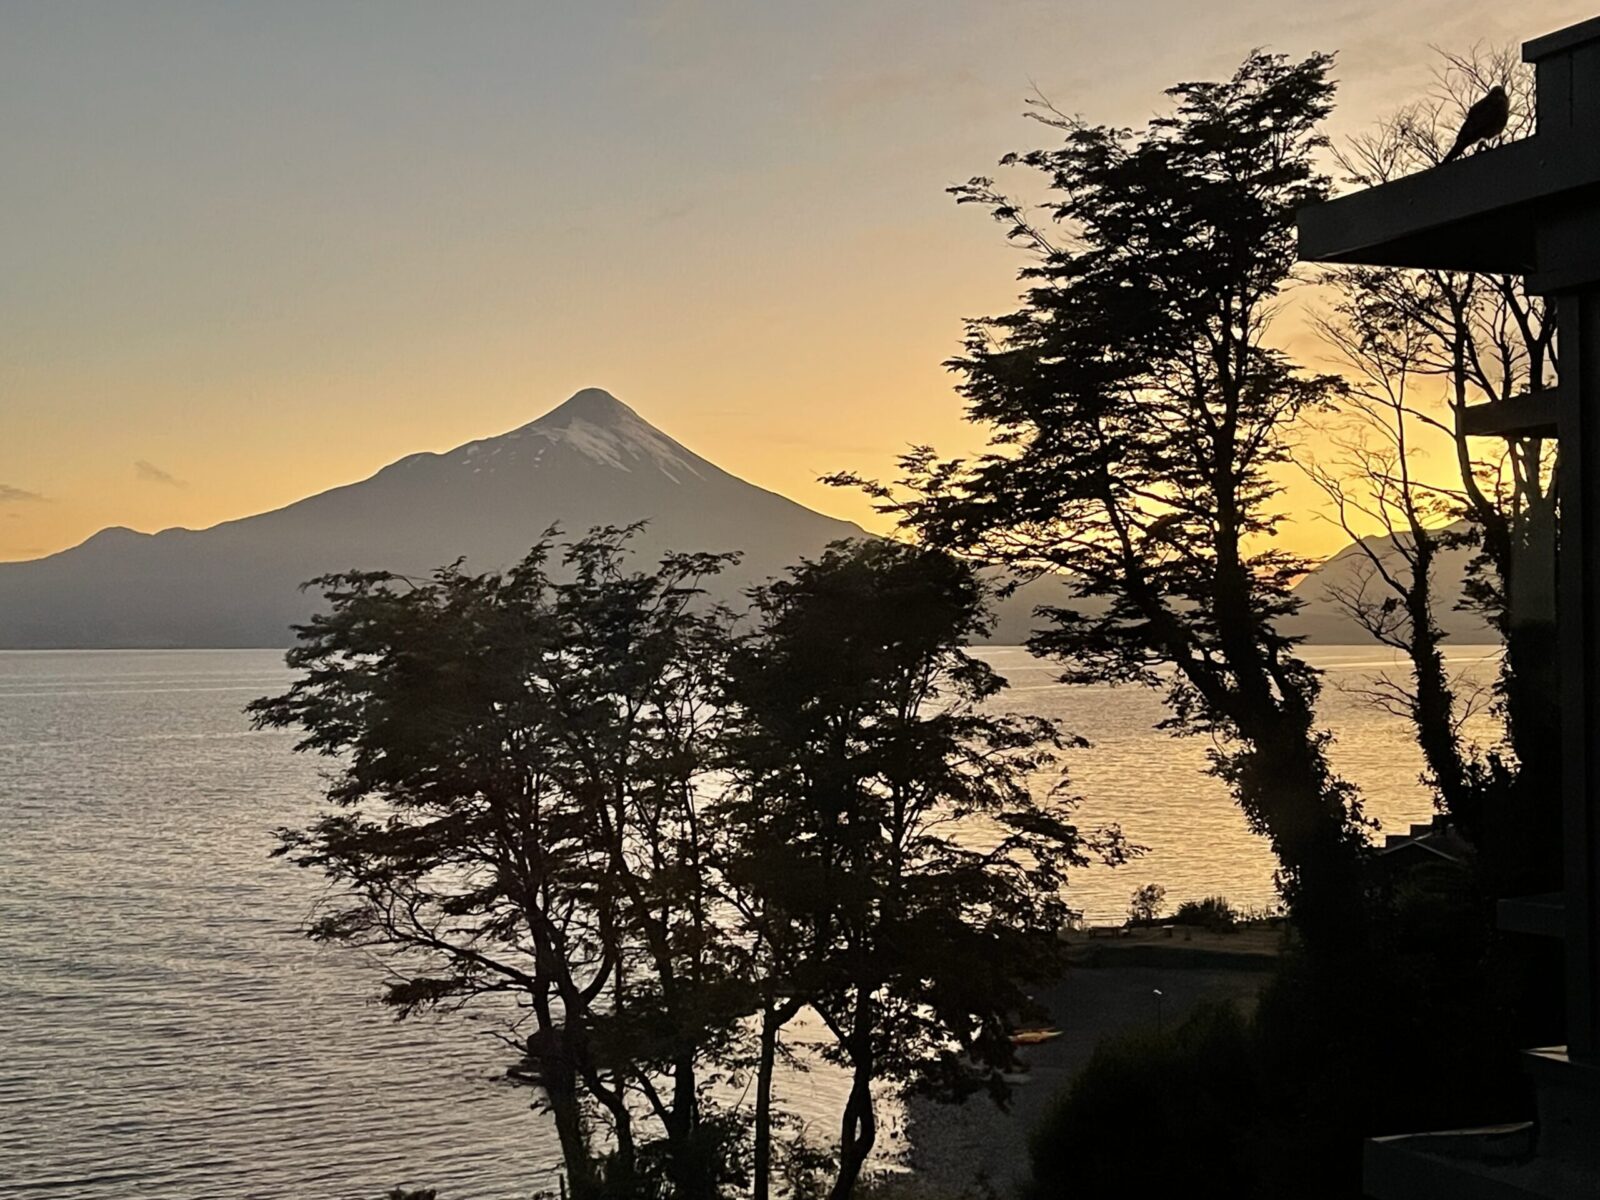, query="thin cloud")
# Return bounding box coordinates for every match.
[0,484,46,503]
[134,460,187,488]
